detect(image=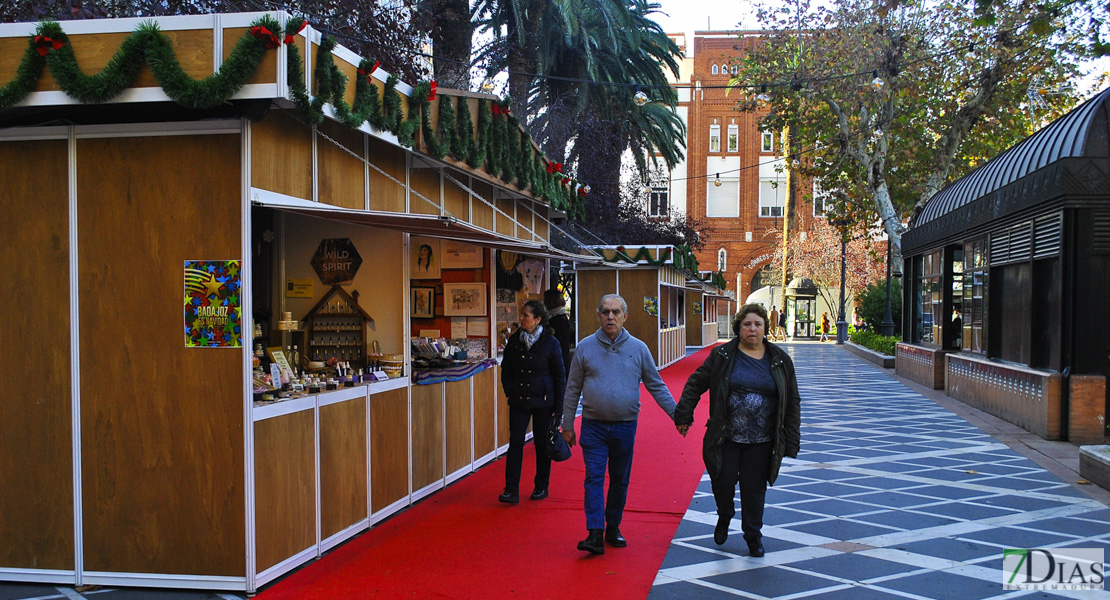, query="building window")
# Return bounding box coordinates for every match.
[812,185,830,218]
[761,131,774,153]
[649,183,669,217]
[717,248,727,271]
[730,65,738,74]
[720,64,729,74]
[759,177,784,217]
[961,239,987,353]
[707,173,739,217]
[711,64,719,75]
[727,124,739,153]
[913,250,944,346]
[709,125,720,153]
